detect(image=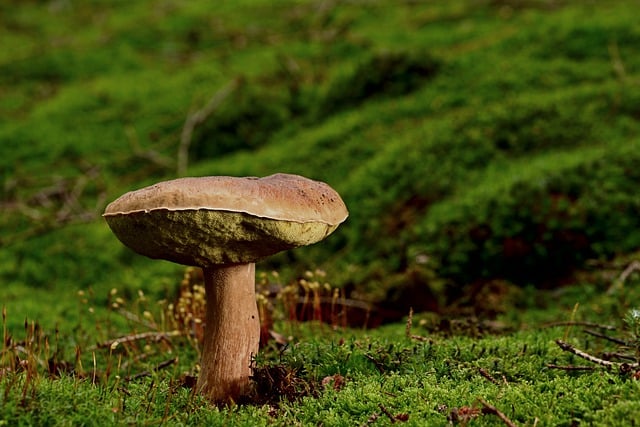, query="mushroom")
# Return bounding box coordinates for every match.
[103,173,348,404]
